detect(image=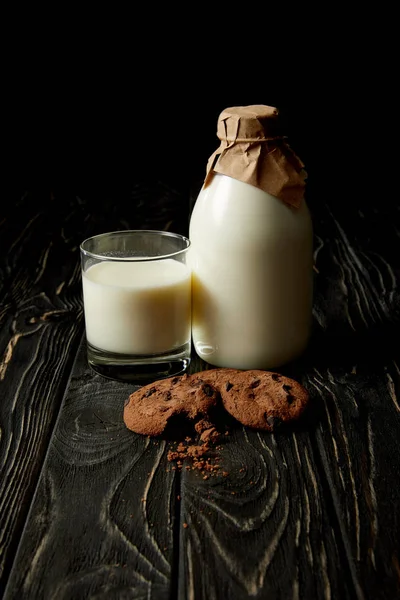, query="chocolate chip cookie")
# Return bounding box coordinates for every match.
[218,369,309,431]
[123,373,220,436]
